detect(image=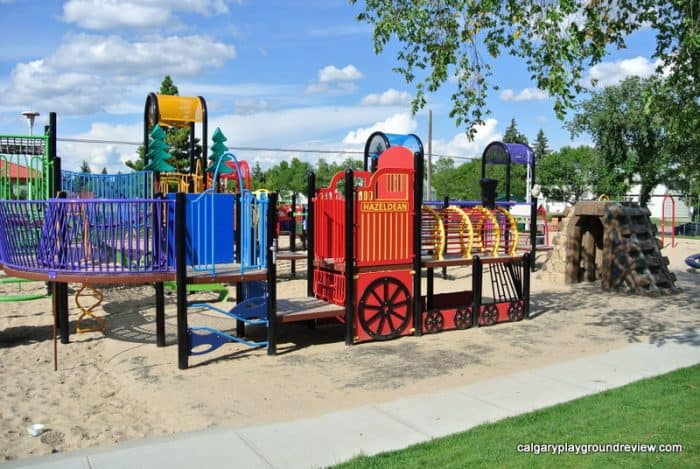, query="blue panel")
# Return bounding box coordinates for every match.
[230,295,268,321]
[189,327,267,355]
[166,192,235,266]
[189,328,230,355]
